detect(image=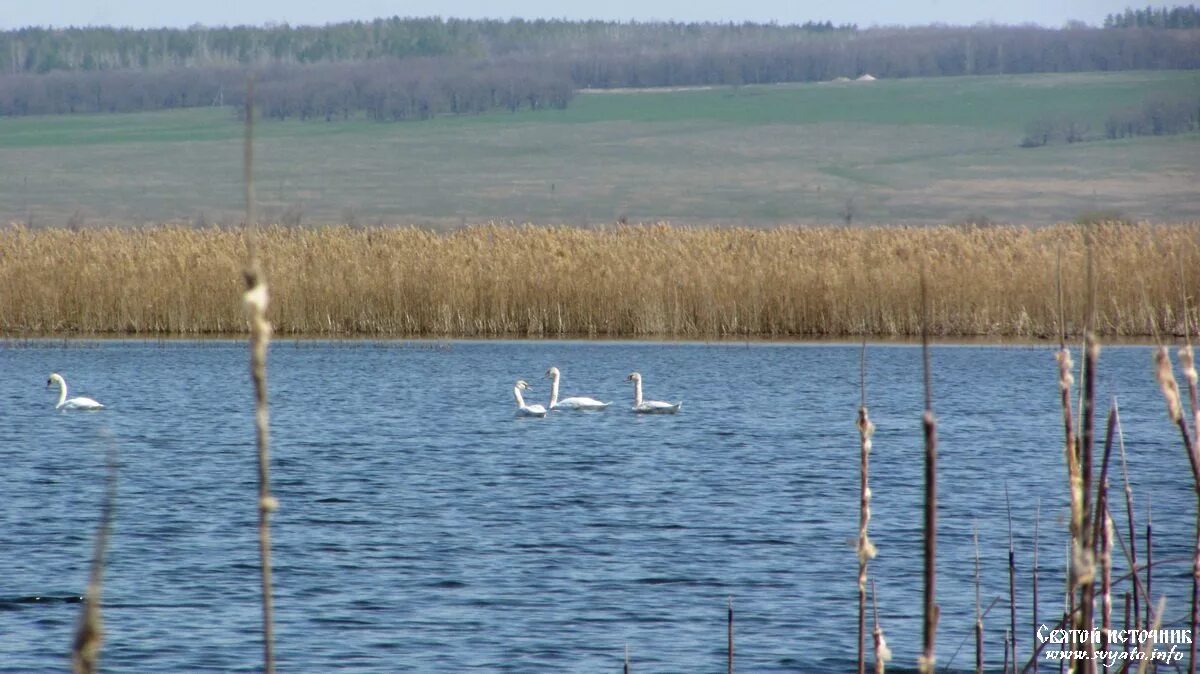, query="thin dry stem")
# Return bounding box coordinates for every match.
[1006,483,1018,674]
[919,268,939,674]
[1032,499,1040,674]
[975,524,983,674]
[728,596,734,674]
[244,77,277,674]
[1114,398,1140,631]
[872,579,891,674]
[857,343,877,674]
[70,446,116,674]
[1135,597,1167,674]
